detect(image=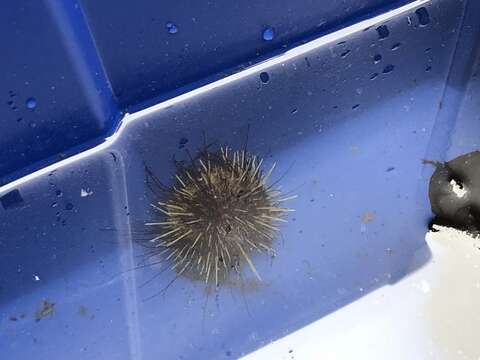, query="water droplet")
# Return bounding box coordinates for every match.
[352,104,360,110]
[383,64,395,74]
[376,25,389,39]
[415,7,430,26]
[259,72,270,83]
[166,22,178,34]
[340,49,351,58]
[370,73,379,80]
[16,117,22,122]
[65,202,74,211]
[56,190,63,197]
[25,97,37,109]
[51,202,58,208]
[425,65,432,72]
[262,26,274,41]
[373,54,382,63]
[391,43,401,51]
[425,47,432,53]
[7,100,13,106]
